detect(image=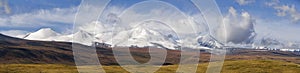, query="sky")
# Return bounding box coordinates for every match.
[0,0,300,42]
